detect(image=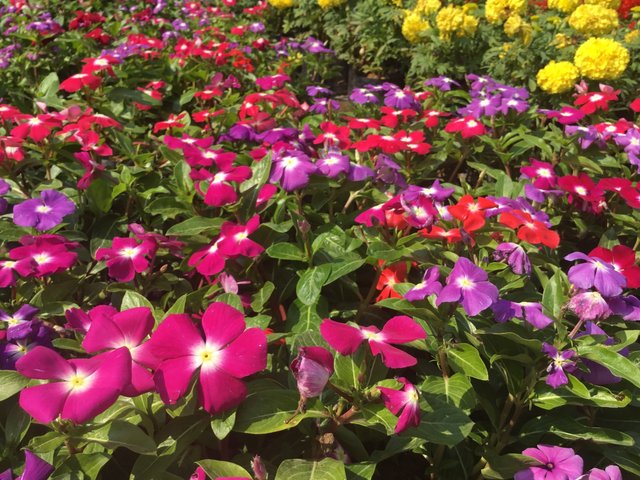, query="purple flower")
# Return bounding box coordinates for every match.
[375,154,407,188]
[577,465,622,480]
[436,257,499,316]
[309,98,340,114]
[0,450,53,480]
[542,343,577,389]
[249,22,265,33]
[500,96,529,114]
[424,76,460,91]
[405,267,442,301]
[316,149,350,178]
[492,300,553,329]
[0,179,8,214]
[493,242,532,275]
[269,150,317,191]
[575,322,622,385]
[307,86,333,97]
[565,252,627,297]
[0,304,39,340]
[459,95,502,117]
[347,163,375,182]
[614,128,640,166]
[0,322,52,370]
[608,294,640,321]
[568,291,613,321]
[13,190,75,231]
[384,89,420,111]
[290,346,334,399]
[349,88,379,105]
[515,445,583,480]
[403,181,454,203]
[400,193,437,229]
[301,37,333,54]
